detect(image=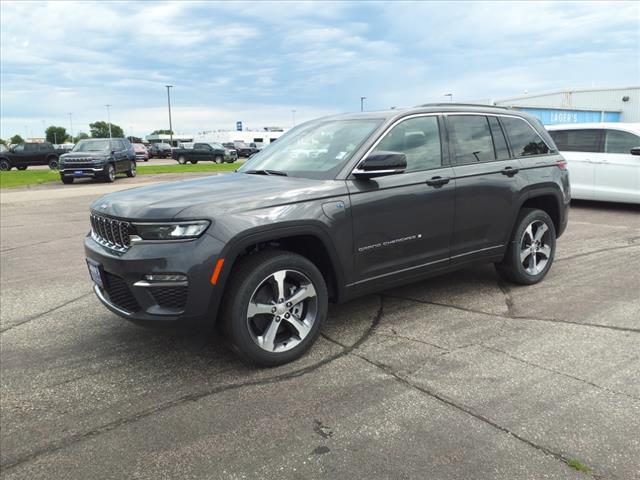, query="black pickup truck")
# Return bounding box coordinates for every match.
[0,142,67,170]
[172,142,238,164]
[222,141,260,157]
